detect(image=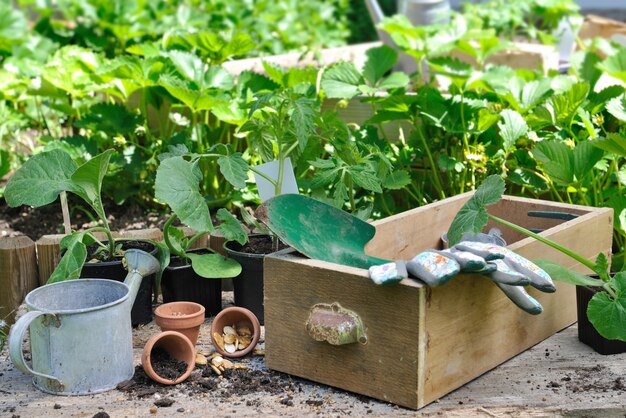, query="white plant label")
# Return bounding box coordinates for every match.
[253,158,299,202]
